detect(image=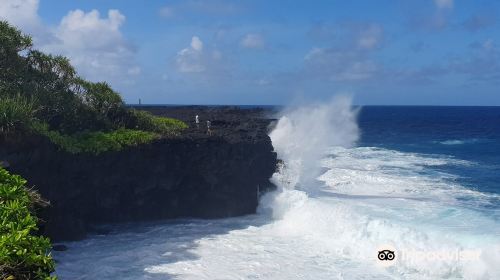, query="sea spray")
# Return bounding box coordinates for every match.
[268,96,359,189]
[259,96,359,218]
[259,98,500,278]
[54,104,500,279]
